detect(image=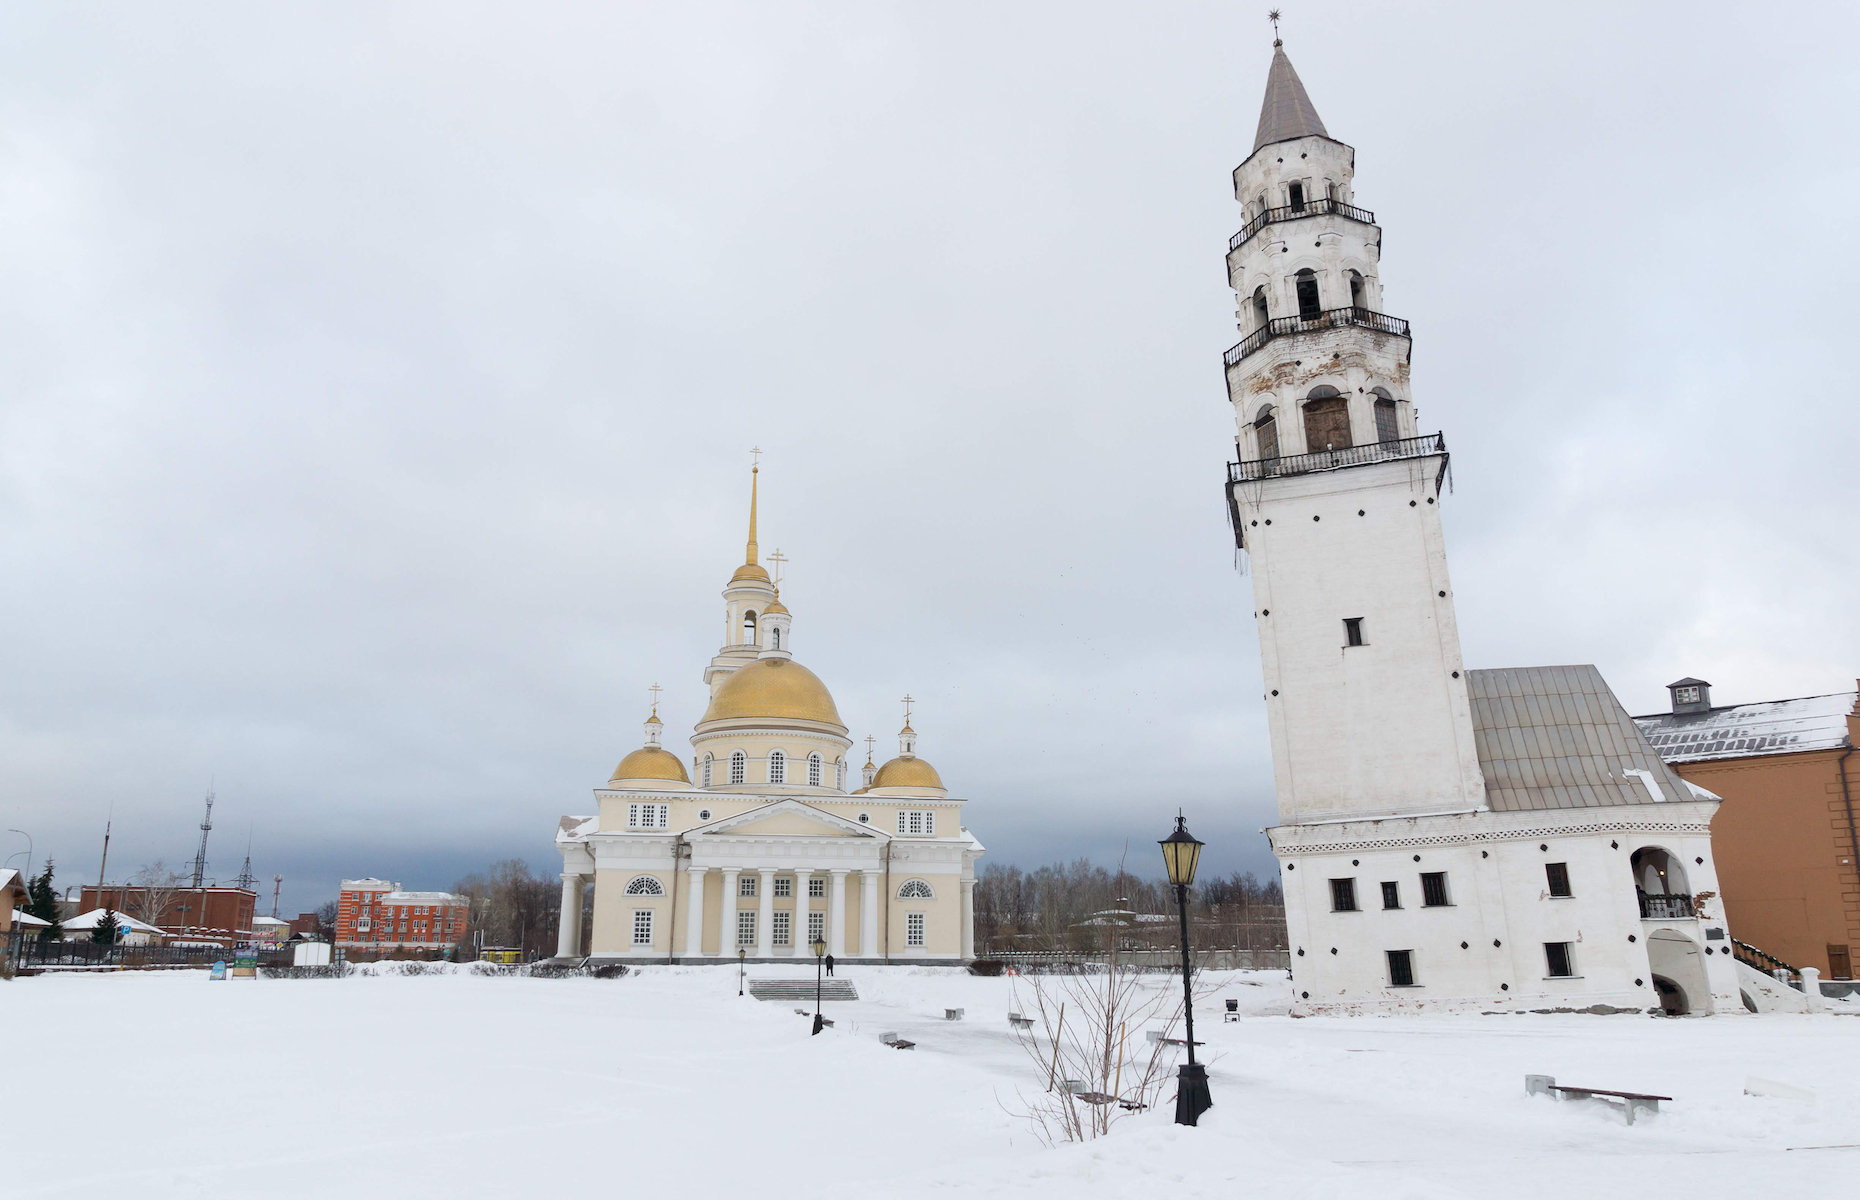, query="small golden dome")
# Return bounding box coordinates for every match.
[871,755,944,790]
[764,597,789,615]
[698,657,845,730]
[609,746,690,785]
[731,562,771,584]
